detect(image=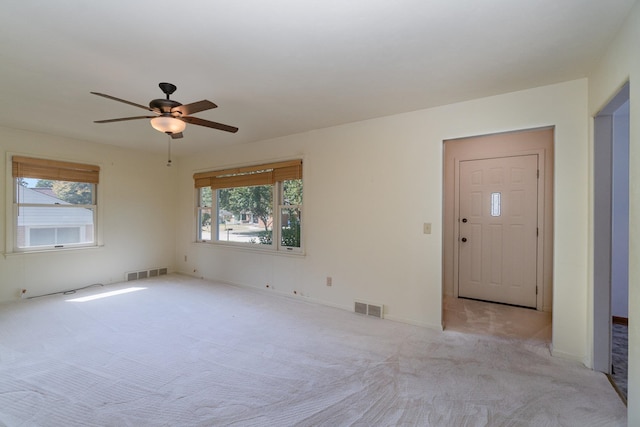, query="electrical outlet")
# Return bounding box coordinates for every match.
[326,276,332,286]
[423,223,432,234]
